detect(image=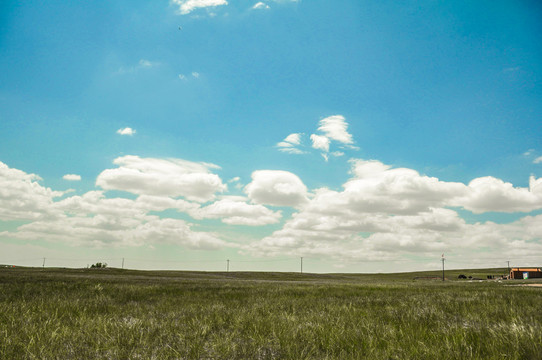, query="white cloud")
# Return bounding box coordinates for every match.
[172,0,228,15]
[138,59,154,68]
[455,175,542,213]
[63,174,81,181]
[4,150,542,266]
[245,170,309,208]
[117,60,159,74]
[310,134,330,152]
[278,147,306,155]
[194,198,281,226]
[284,133,301,145]
[317,115,353,145]
[246,159,542,262]
[227,177,244,189]
[178,74,186,80]
[277,133,306,154]
[4,211,225,249]
[192,72,200,78]
[0,185,226,249]
[96,155,226,202]
[503,66,521,73]
[0,161,64,220]
[524,149,534,156]
[253,2,270,9]
[116,127,136,136]
[534,156,542,164]
[278,115,356,159]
